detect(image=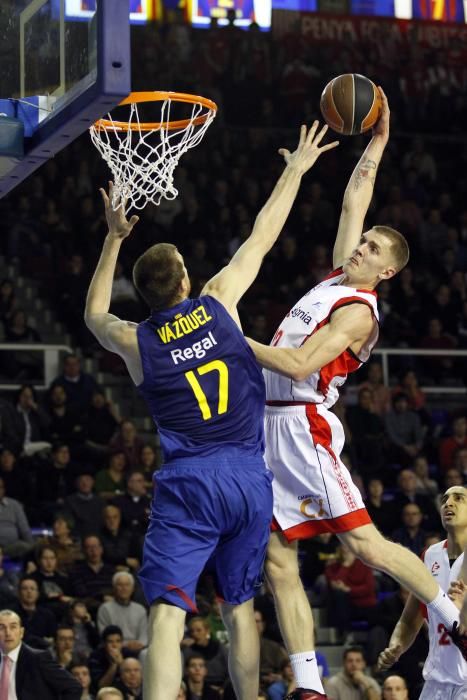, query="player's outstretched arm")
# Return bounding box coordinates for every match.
[333,87,390,269]
[202,122,339,315]
[247,303,374,380]
[377,593,424,670]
